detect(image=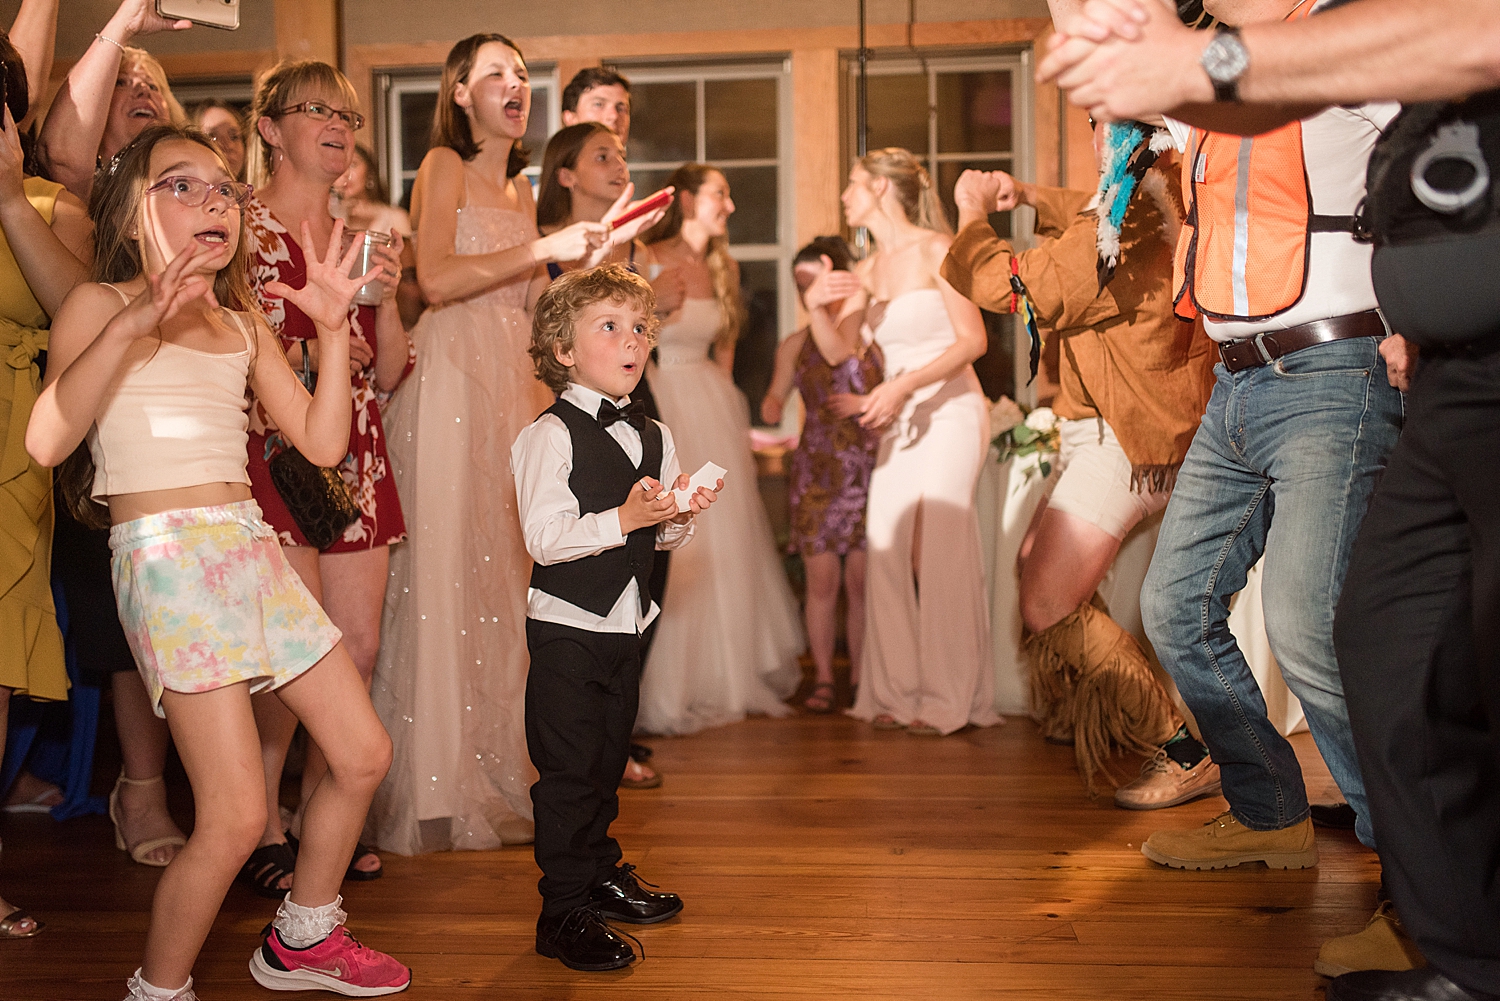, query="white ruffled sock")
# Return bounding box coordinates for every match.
[273,893,347,949]
[127,969,193,1000]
